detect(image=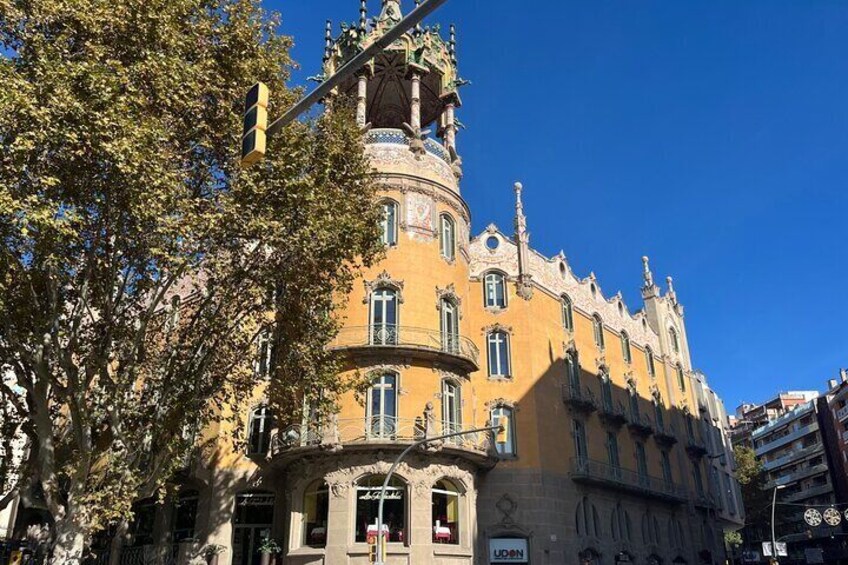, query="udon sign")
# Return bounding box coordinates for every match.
[490,538,529,563]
